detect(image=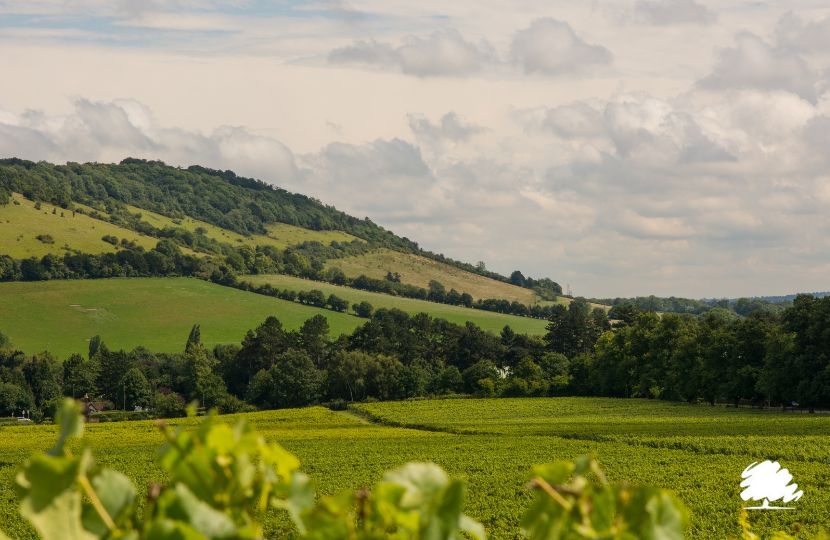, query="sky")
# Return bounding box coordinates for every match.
[1,1,830,298]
